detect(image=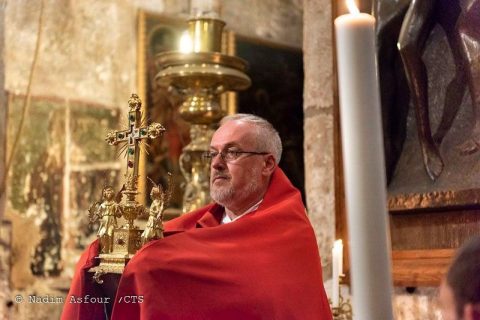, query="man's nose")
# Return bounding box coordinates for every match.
[211,152,226,170]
